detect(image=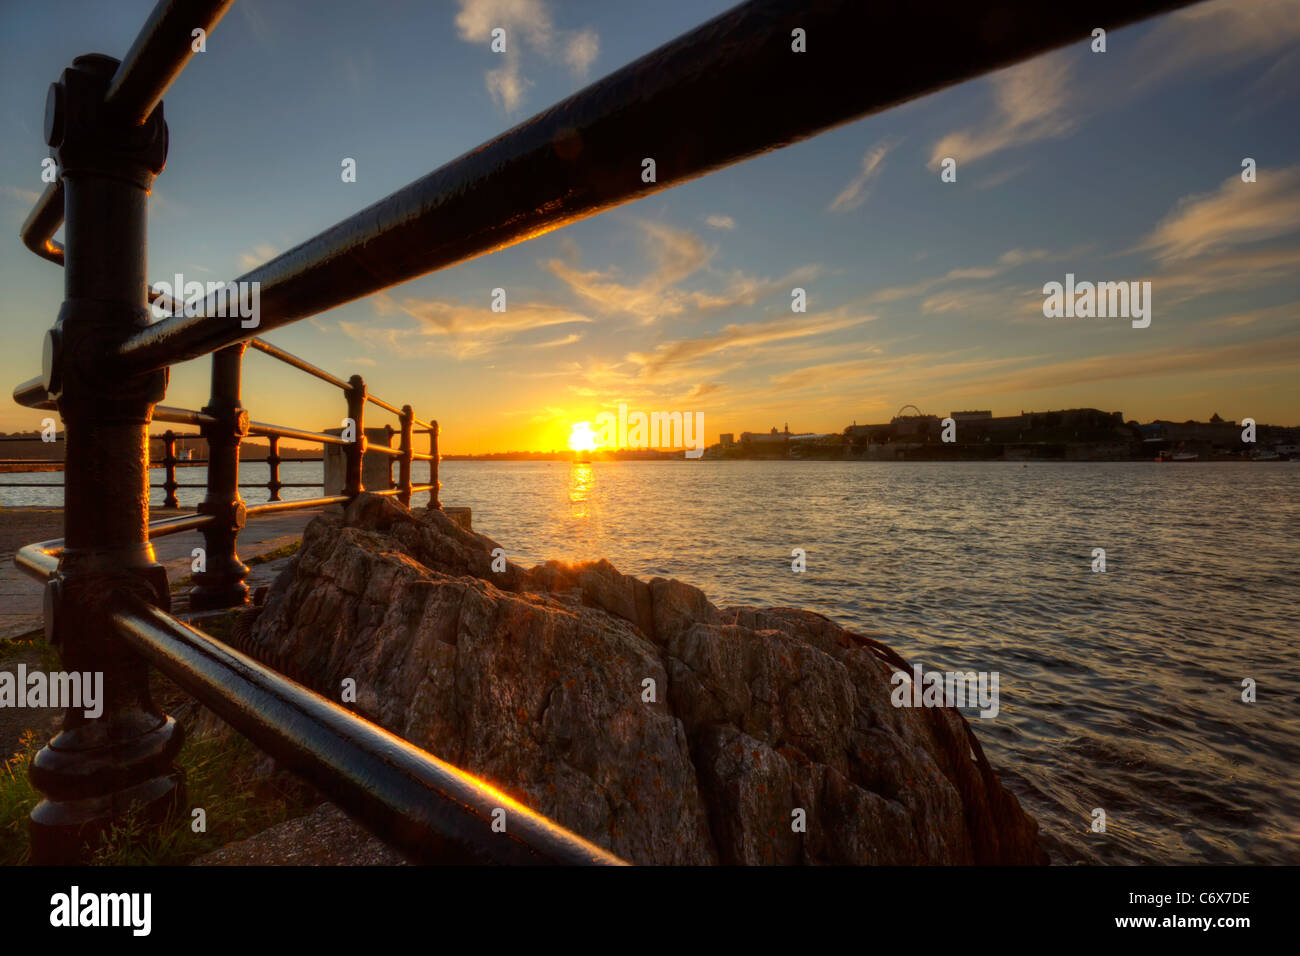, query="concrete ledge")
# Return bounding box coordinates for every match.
[443,506,472,532]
